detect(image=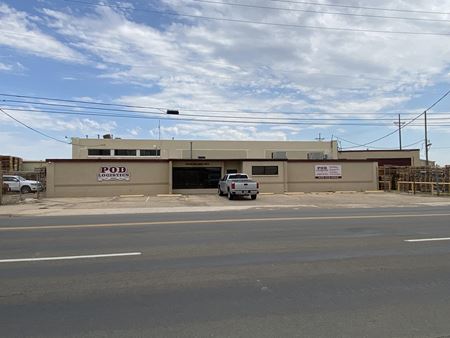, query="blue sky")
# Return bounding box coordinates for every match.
[0,0,449,164]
